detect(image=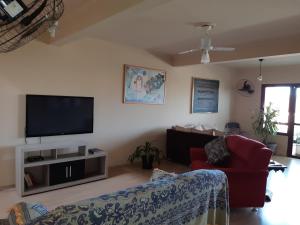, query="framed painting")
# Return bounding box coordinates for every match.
[191,78,219,113]
[123,64,166,104]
